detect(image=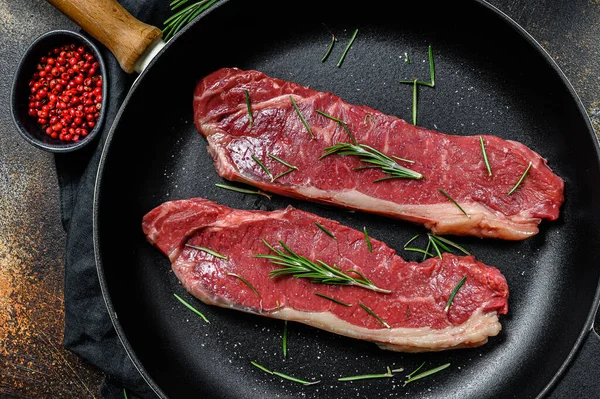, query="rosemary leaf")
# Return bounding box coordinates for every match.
[185,244,228,260]
[268,153,297,170]
[430,234,471,256]
[315,222,336,239]
[245,90,253,129]
[215,183,272,199]
[403,234,420,248]
[123,388,128,399]
[359,302,390,328]
[290,95,315,139]
[321,25,336,62]
[337,28,359,68]
[315,110,357,145]
[250,361,273,374]
[363,227,373,252]
[251,155,272,179]
[338,366,394,381]
[445,276,467,312]
[428,235,443,260]
[406,361,426,379]
[251,362,320,385]
[480,136,492,176]
[173,293,209,323]
[508,162,532,195]
[227,273,260,297]
[438,189,470,218]
[282,320,288,358]
[314,292,352,307]
[412,78,418,125]
[404,247,435,258]
[427,45,435,87]
[403,363,450,386]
